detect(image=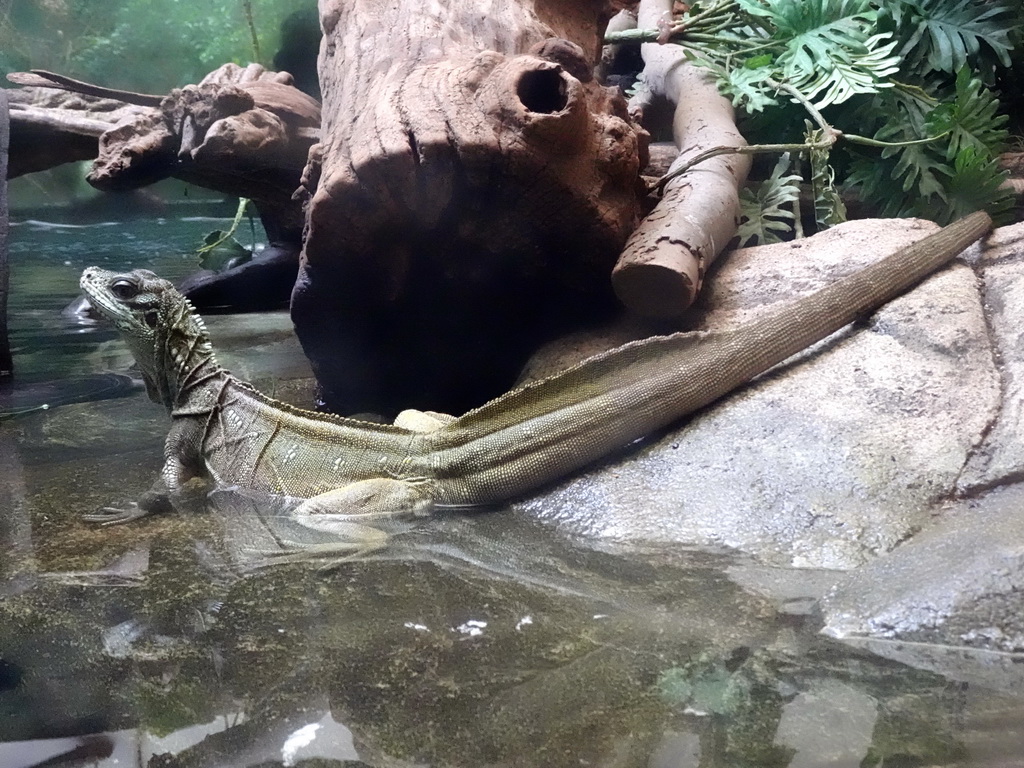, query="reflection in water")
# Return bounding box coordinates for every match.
[1,215,1024,767]
[0,372,143,420]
